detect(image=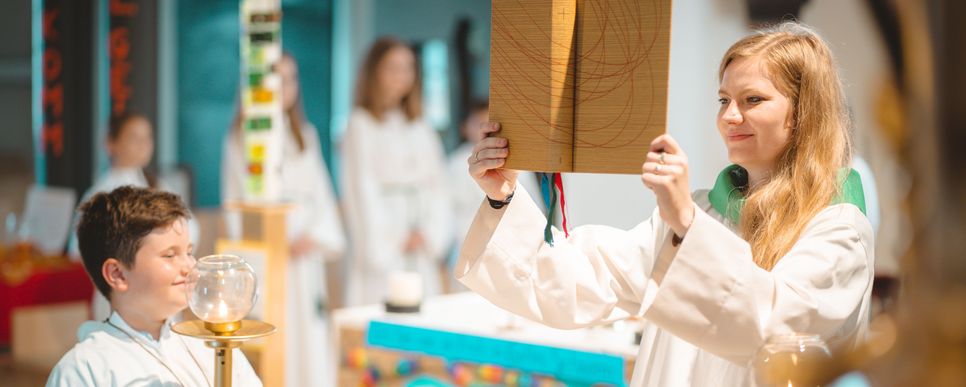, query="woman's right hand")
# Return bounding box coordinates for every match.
[468,122,518,201]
